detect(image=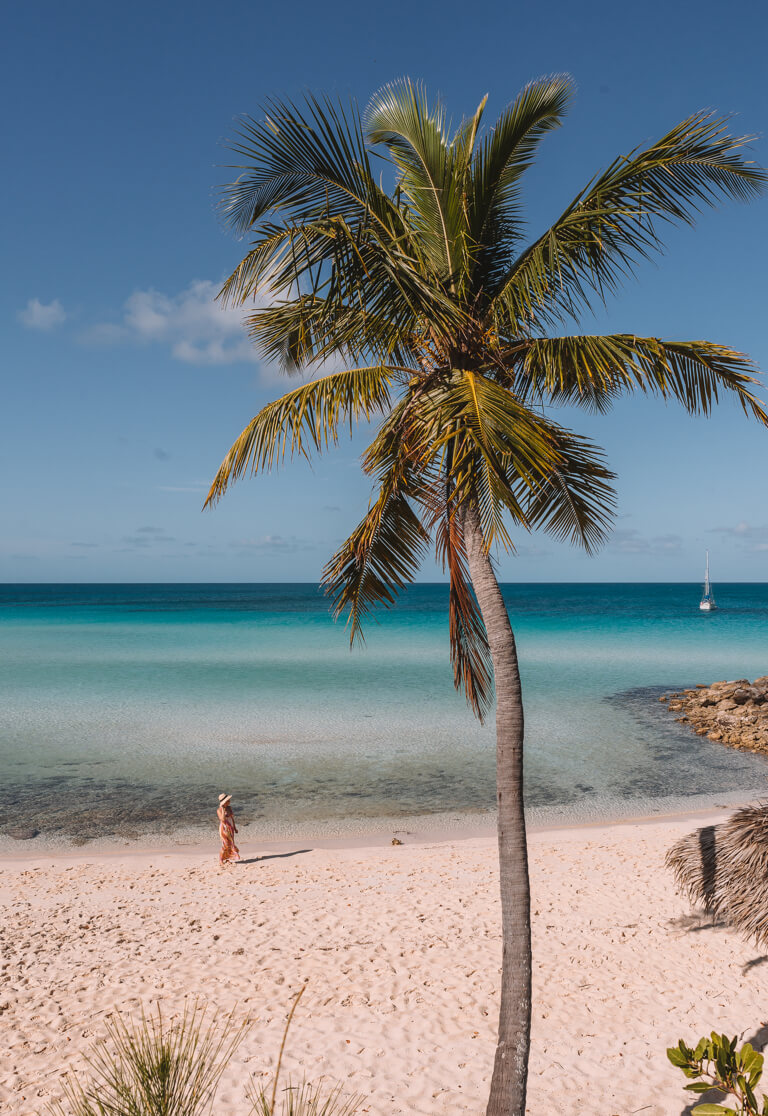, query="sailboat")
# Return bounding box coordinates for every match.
[699,550,717,611]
